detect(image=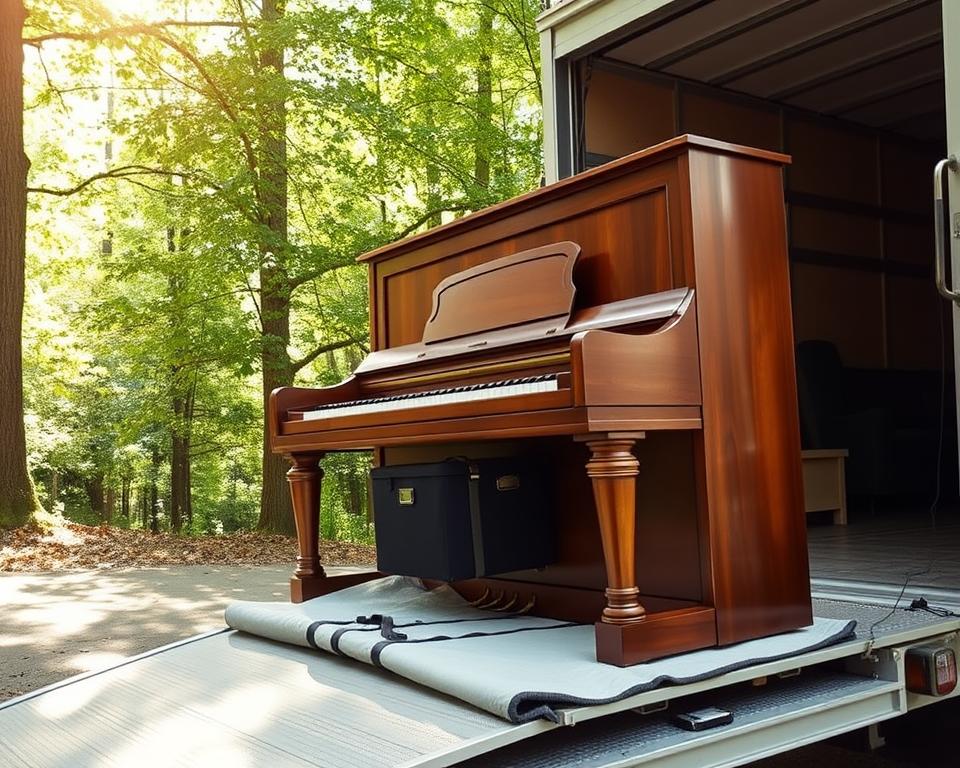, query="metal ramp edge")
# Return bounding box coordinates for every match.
[452,670,904,768]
